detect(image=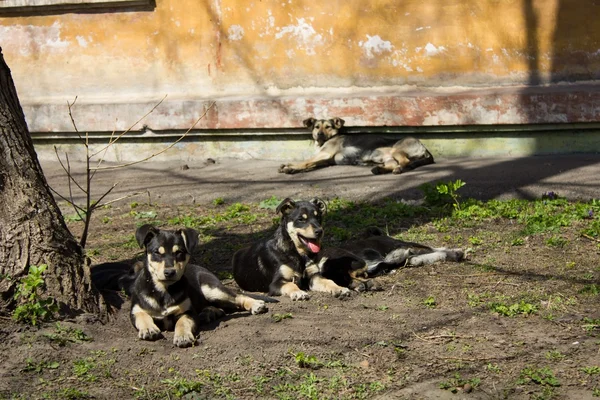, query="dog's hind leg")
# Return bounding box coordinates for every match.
[407,248,464,266]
